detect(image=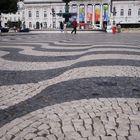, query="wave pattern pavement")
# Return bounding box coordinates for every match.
[0,33,140,140]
